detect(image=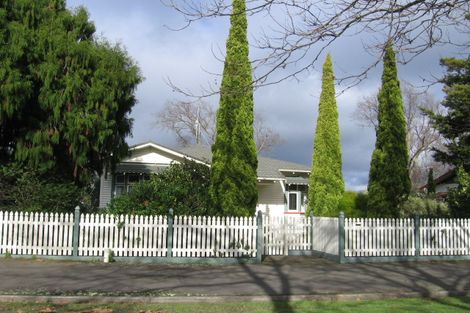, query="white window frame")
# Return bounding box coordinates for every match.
[287,191,302,212]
